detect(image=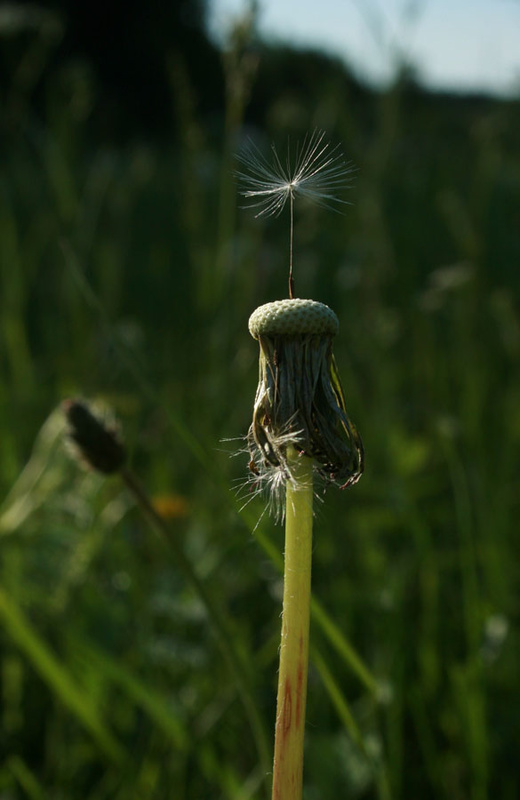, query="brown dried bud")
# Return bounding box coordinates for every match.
[248,299,364,489]
[63,399,126,475]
